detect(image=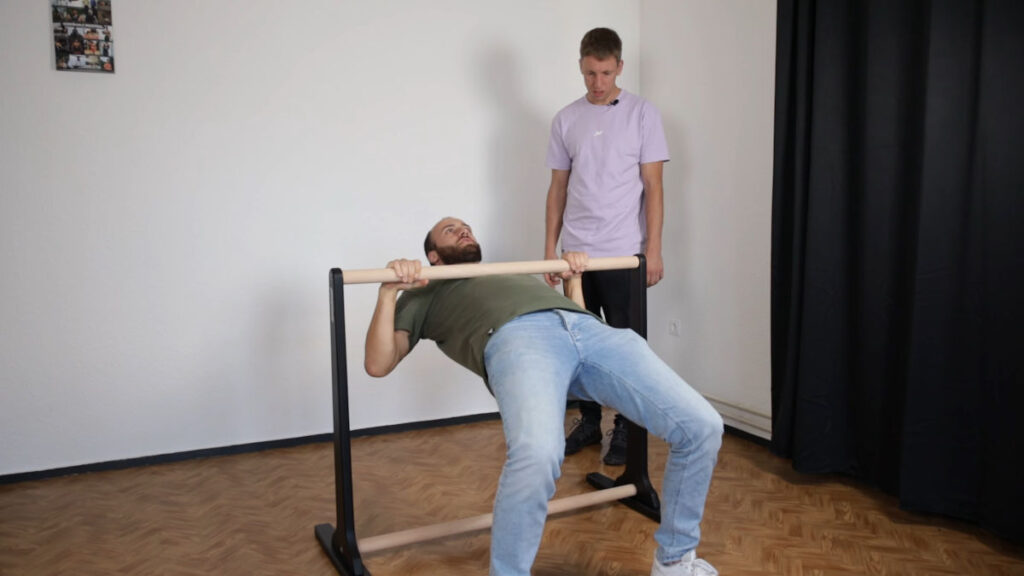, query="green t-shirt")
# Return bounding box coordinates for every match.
[394,274,590,379]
